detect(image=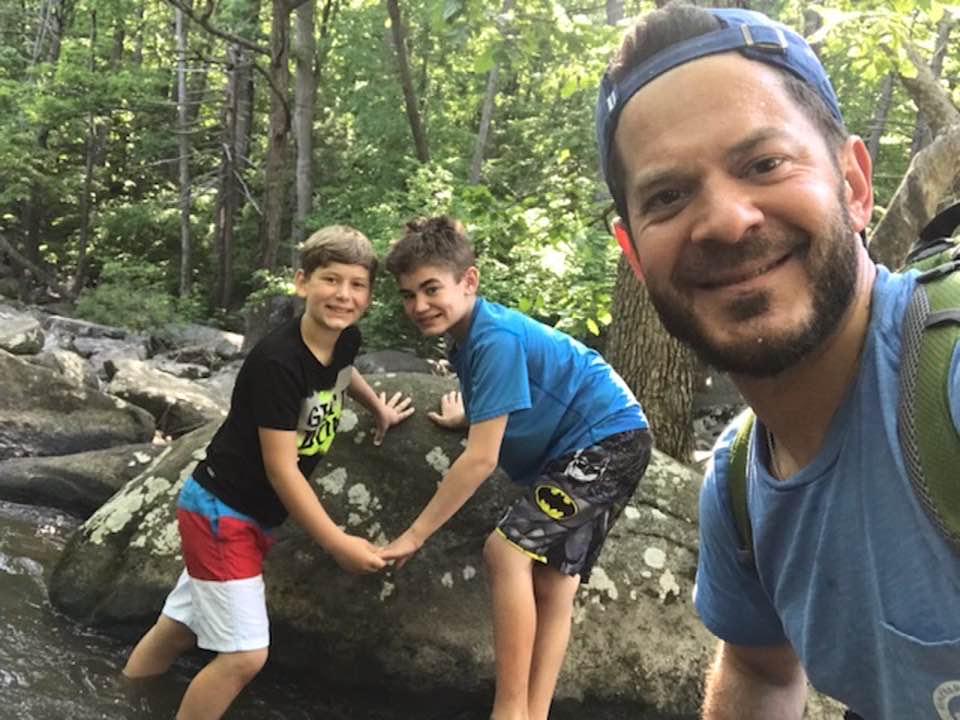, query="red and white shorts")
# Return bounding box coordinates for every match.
[161,475,274,653]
